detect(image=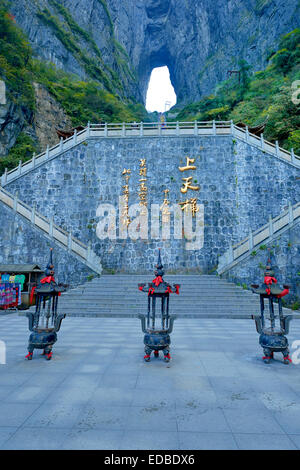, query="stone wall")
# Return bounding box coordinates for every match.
[220,220,300,305]
[5,134,300,273]
[0,202,98,287]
